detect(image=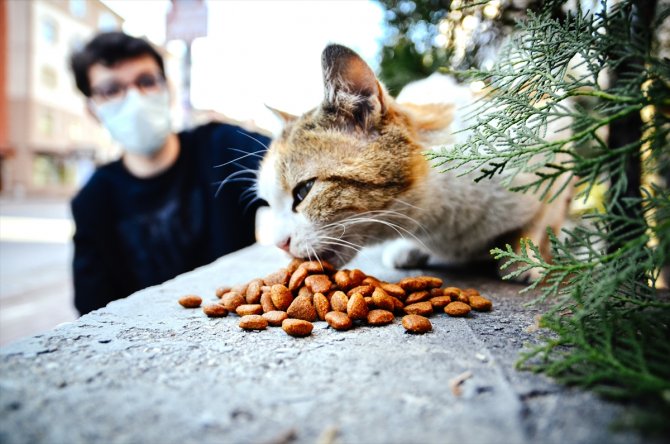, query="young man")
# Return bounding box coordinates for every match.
[70,32,270,315]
